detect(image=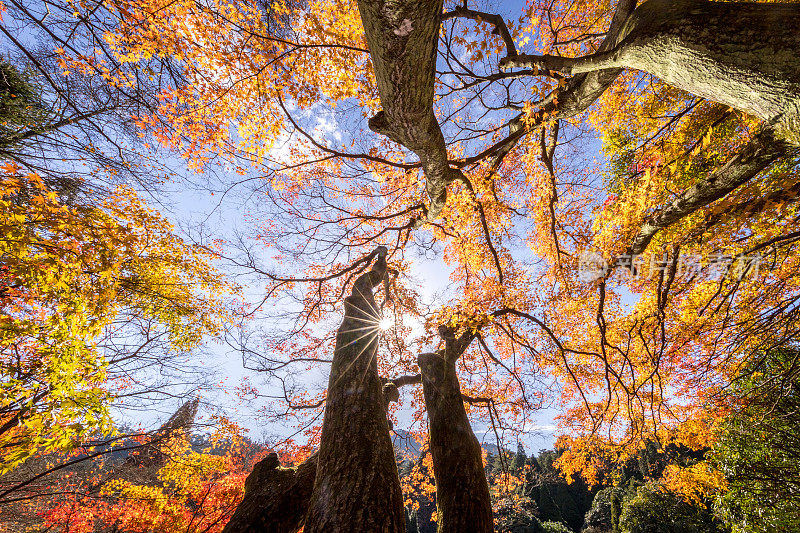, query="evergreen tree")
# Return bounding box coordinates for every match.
[618,482,722,533]
[713,347,800,533]
[524,449,593,531]
[0,60,46,148]
[512,443,528,473]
